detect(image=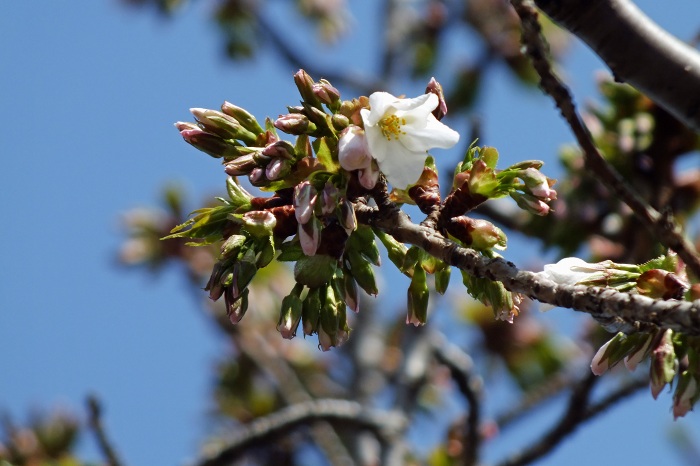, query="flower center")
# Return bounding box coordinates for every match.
[378,114,406,141]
